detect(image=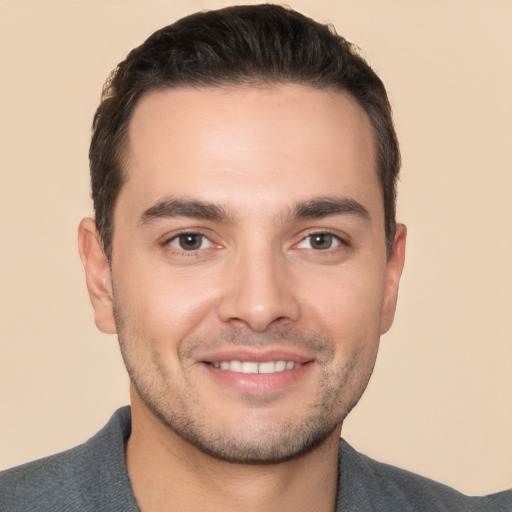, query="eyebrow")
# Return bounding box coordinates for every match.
[290,197,370,222]
[139,198,236,225]
[139,195,370,226]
